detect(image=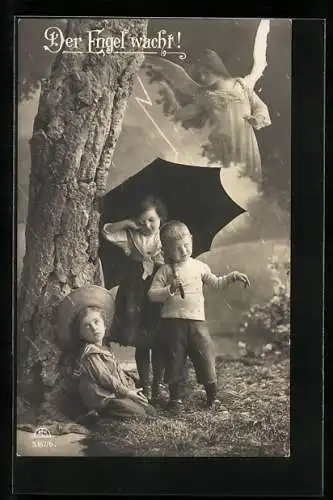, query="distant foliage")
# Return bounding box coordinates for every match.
[18,19,65,101]
[239,256,290,356]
